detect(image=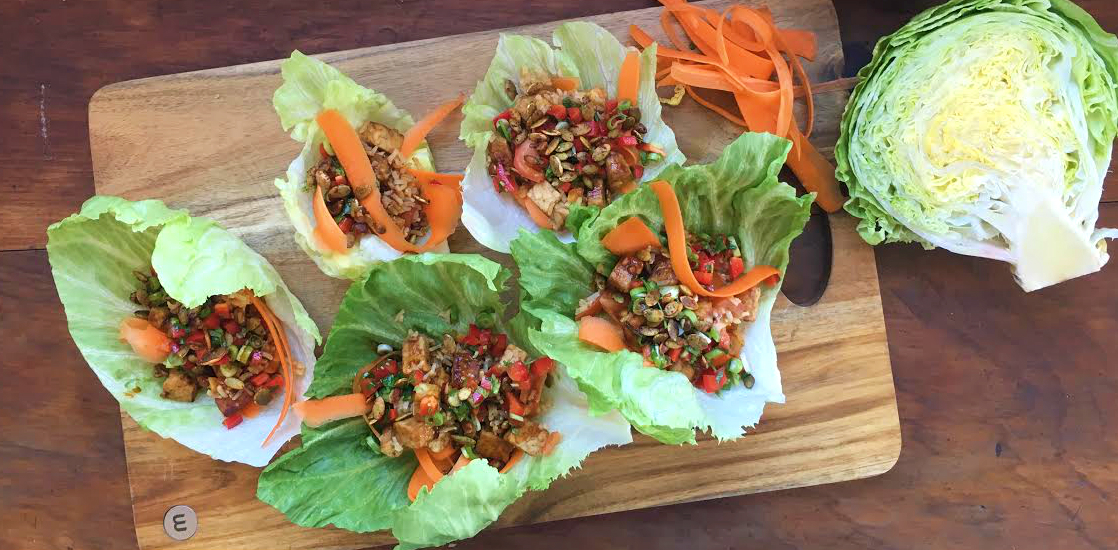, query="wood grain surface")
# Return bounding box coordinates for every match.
[4,1,1118,550]
[86,1,899,548]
